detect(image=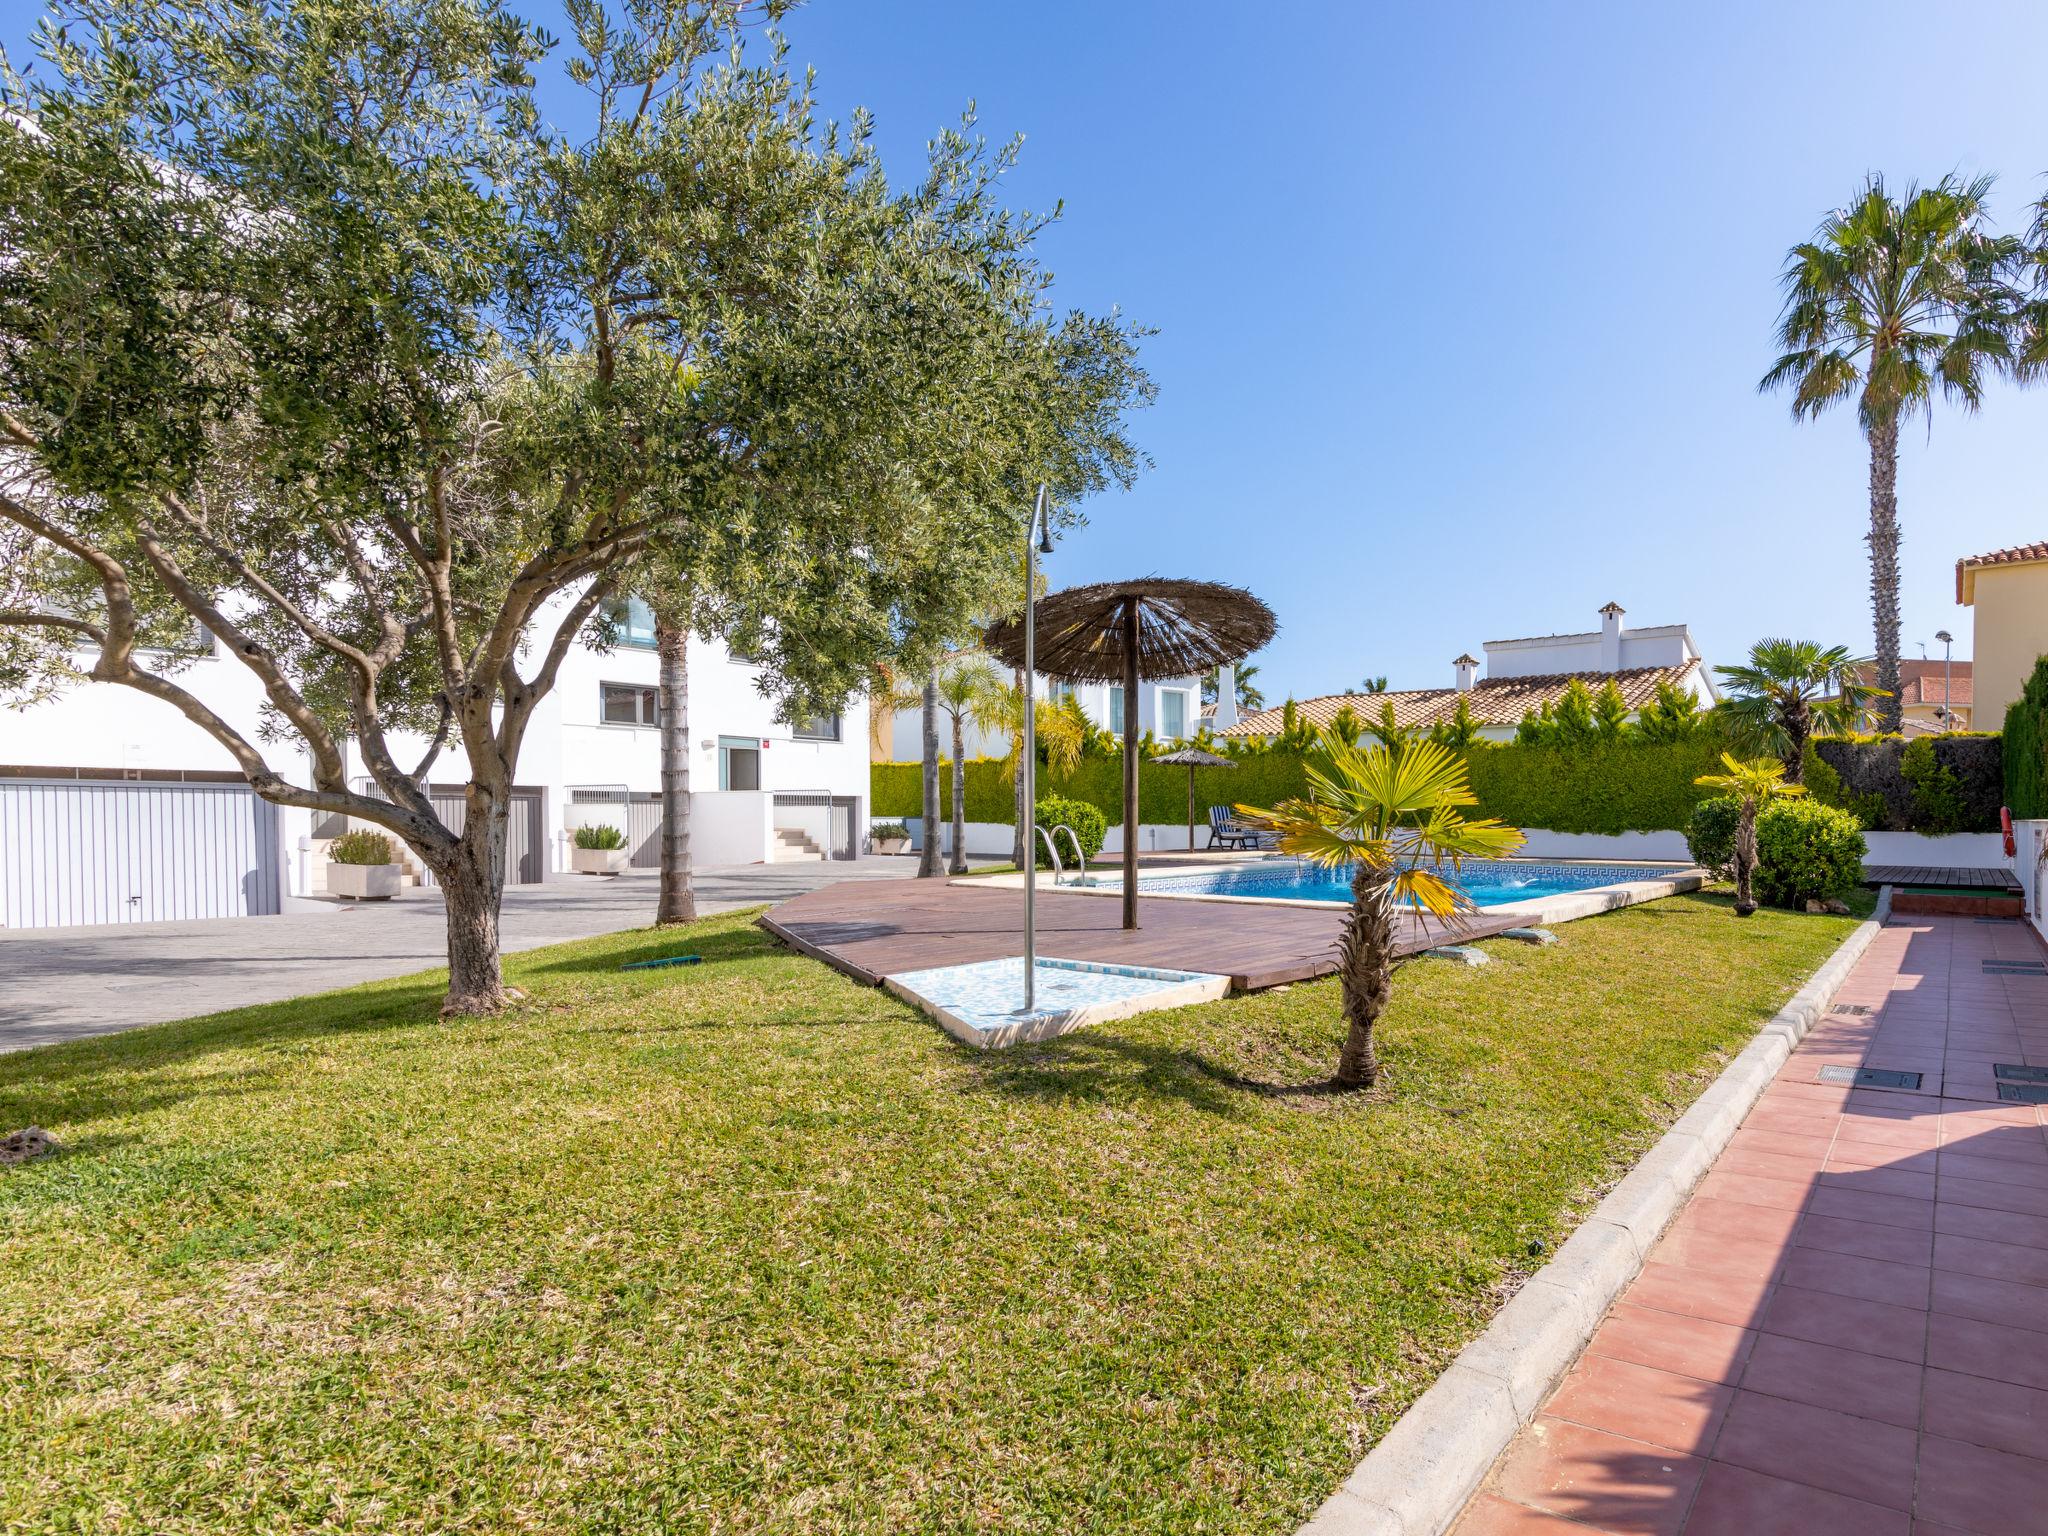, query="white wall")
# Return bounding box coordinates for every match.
[1861,831,2011,871]
[1481,621,1701,682]
[2015,820,2048,944]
